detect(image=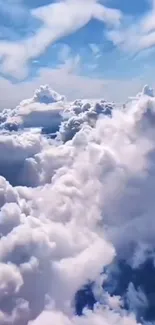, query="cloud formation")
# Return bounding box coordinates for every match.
[107,0,155,54]
[0,84,114,186]
[0,84,155,325]
[1,85,65,131]
[0,84,114,137]
[0,0,121,78]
